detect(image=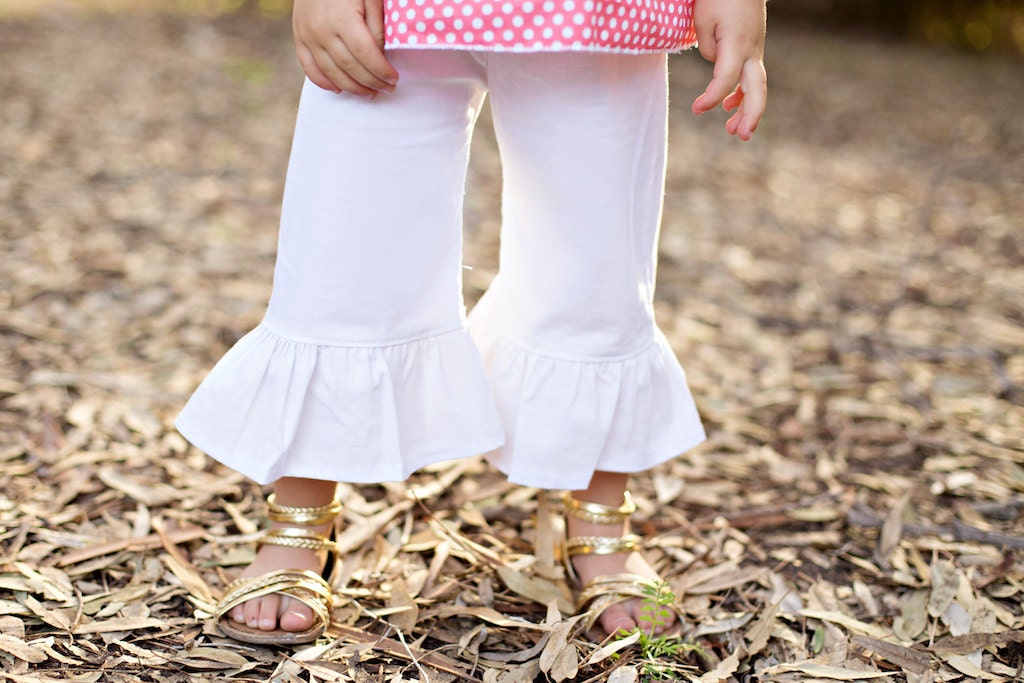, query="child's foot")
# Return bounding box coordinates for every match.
[217,478,341,640]
[227,518,334,633]
[566,511,677,636]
